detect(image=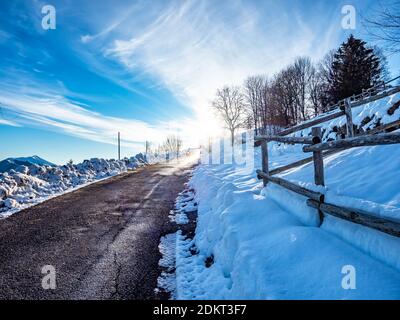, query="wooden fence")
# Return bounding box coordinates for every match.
[328,78,400,111]
[277,84,400,137]
[254,102,400,237]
